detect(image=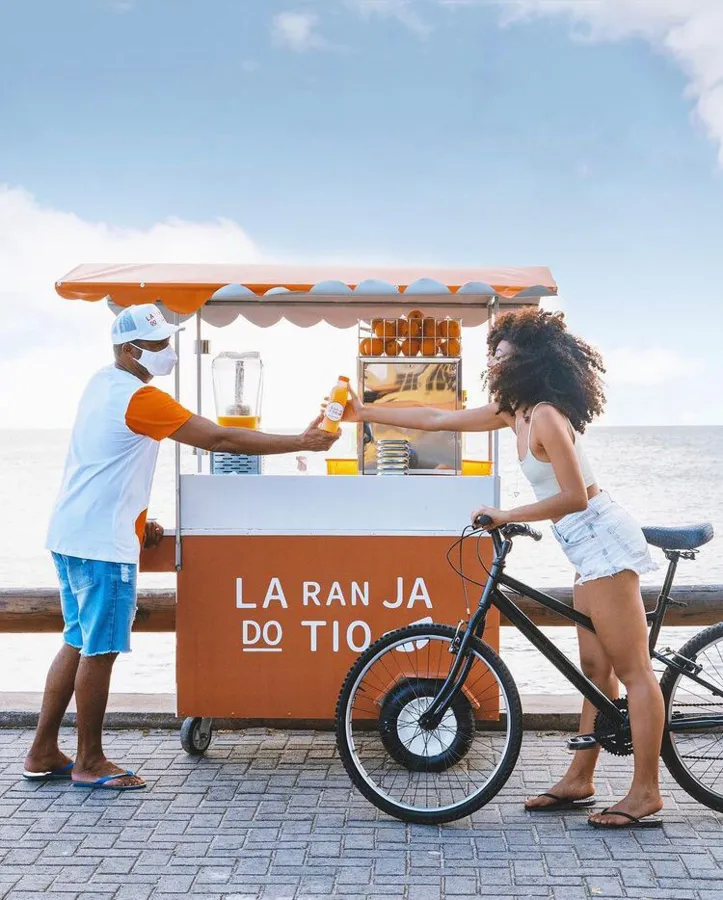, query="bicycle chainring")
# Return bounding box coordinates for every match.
[593,698,633,756]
